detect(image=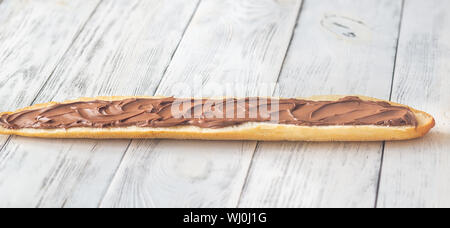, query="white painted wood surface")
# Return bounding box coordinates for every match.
[238,0,403,208]
[0,0,448,208]
[0,0,200,207]
[377,0,450,208]
[100,0,303,208]
[0,0,101,147]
